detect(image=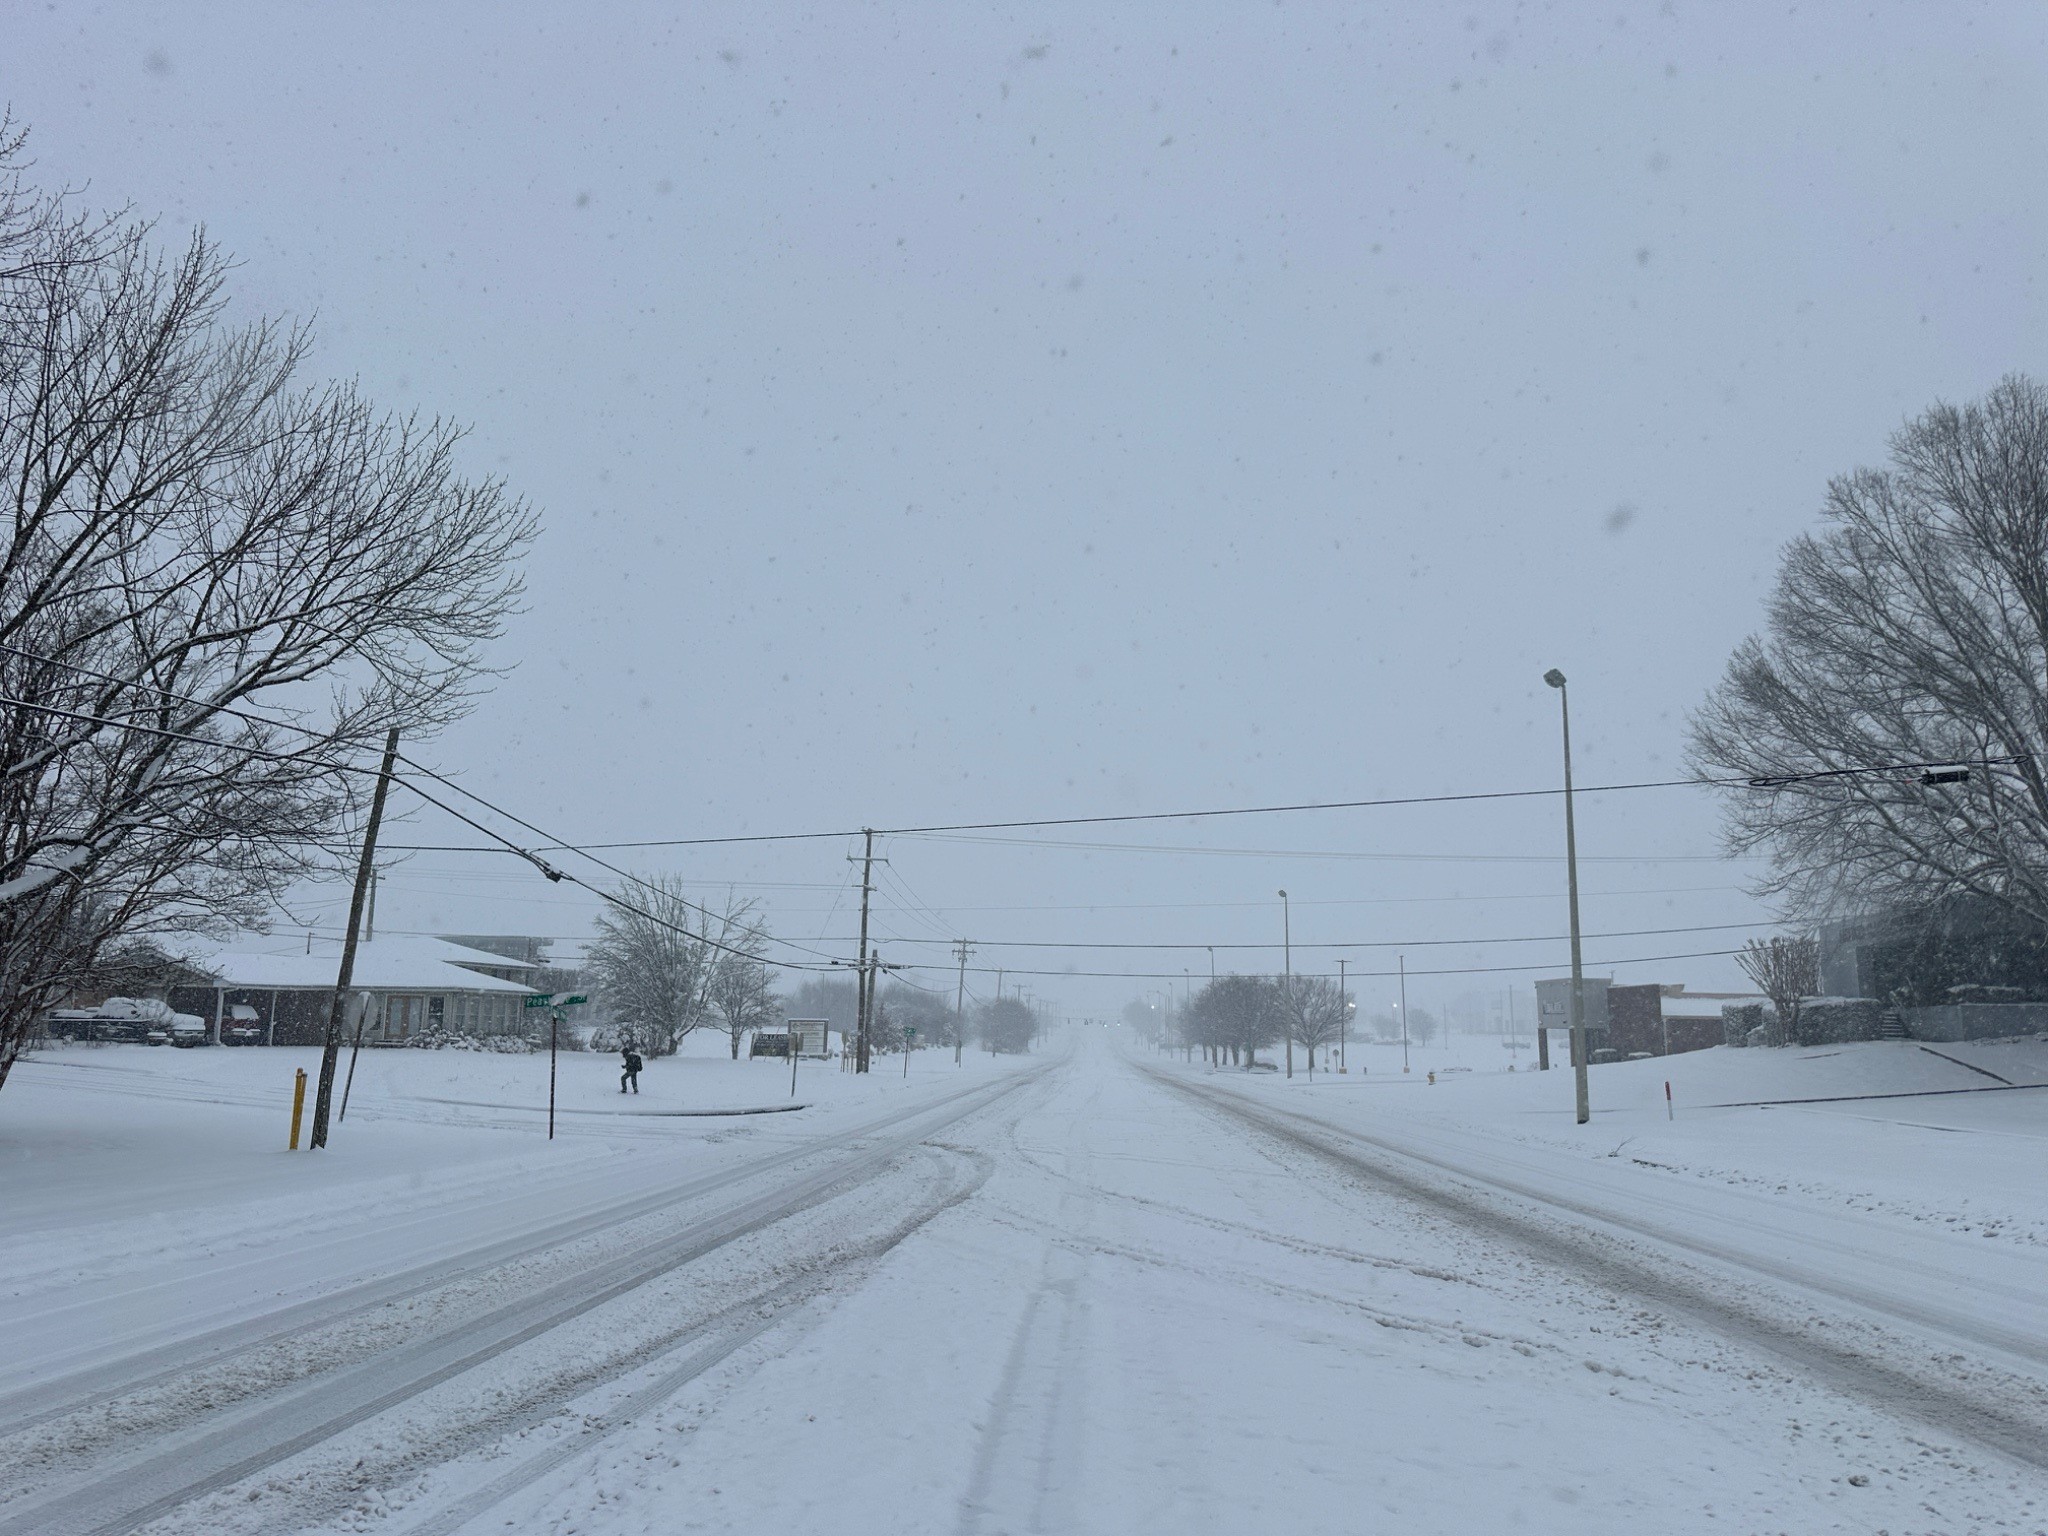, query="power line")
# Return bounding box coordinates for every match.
[801,918,1783,952]
[383,746,846,968]
[5,643,2027,850]
[890,831,1747,865]
[880,946,1745,983]
[0,695,834,974]
[353,755,2031,850]
[0,651,842,966]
